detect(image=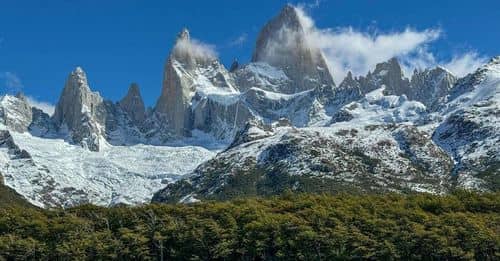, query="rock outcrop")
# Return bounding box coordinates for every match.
[358,58,411,95]
[156,29,233,136]
[52,67,106,151]
[119,83,146,125]
[155,29,249,138]
[155,28,197,136]
[28,107,57,137]
[252,4,334,94]
[330,71,363,110]
[0,130,31,159]
[409,67,457,110]
[0,94,33,132]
